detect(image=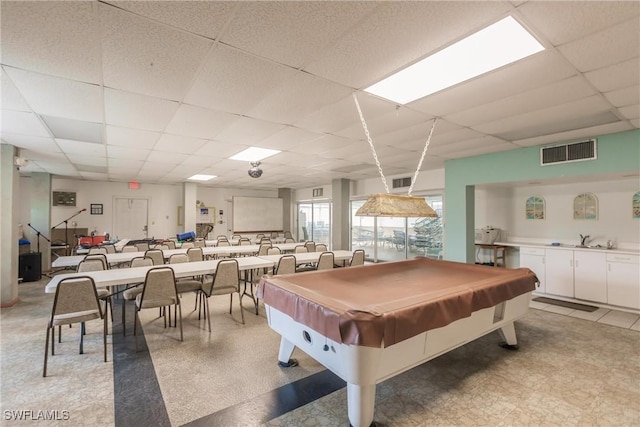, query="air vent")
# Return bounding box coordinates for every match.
[541,139,597,165]
[392,177,412,188]
[312,188,323,197]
